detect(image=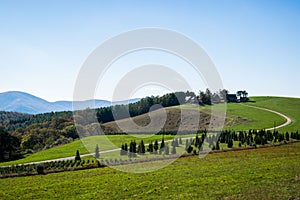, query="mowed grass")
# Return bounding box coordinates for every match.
[0,143,299,200]
[0,134,177,166]
[172,103,286,130]
[187,103,286,131]
[245,96,300,132]
[222,103,286,130]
